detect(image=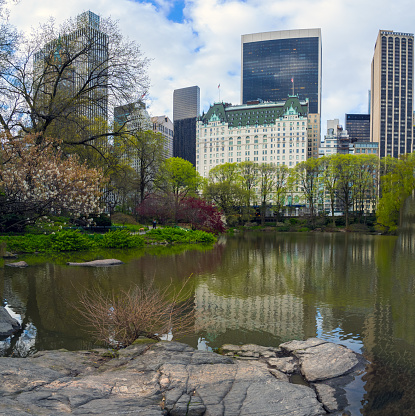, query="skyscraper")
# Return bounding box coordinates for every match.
[33,11,109,133]
[370,30,414,158]
[173,86,200,165]
[173,86,200,121]
[241,29,322,115]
